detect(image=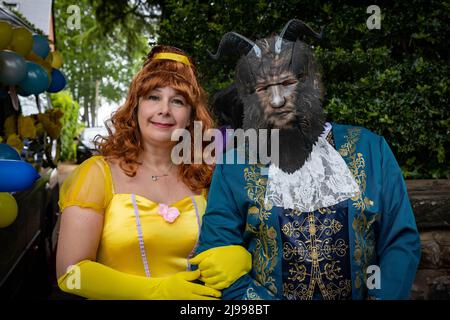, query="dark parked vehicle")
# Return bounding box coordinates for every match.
[76,127,108,164]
